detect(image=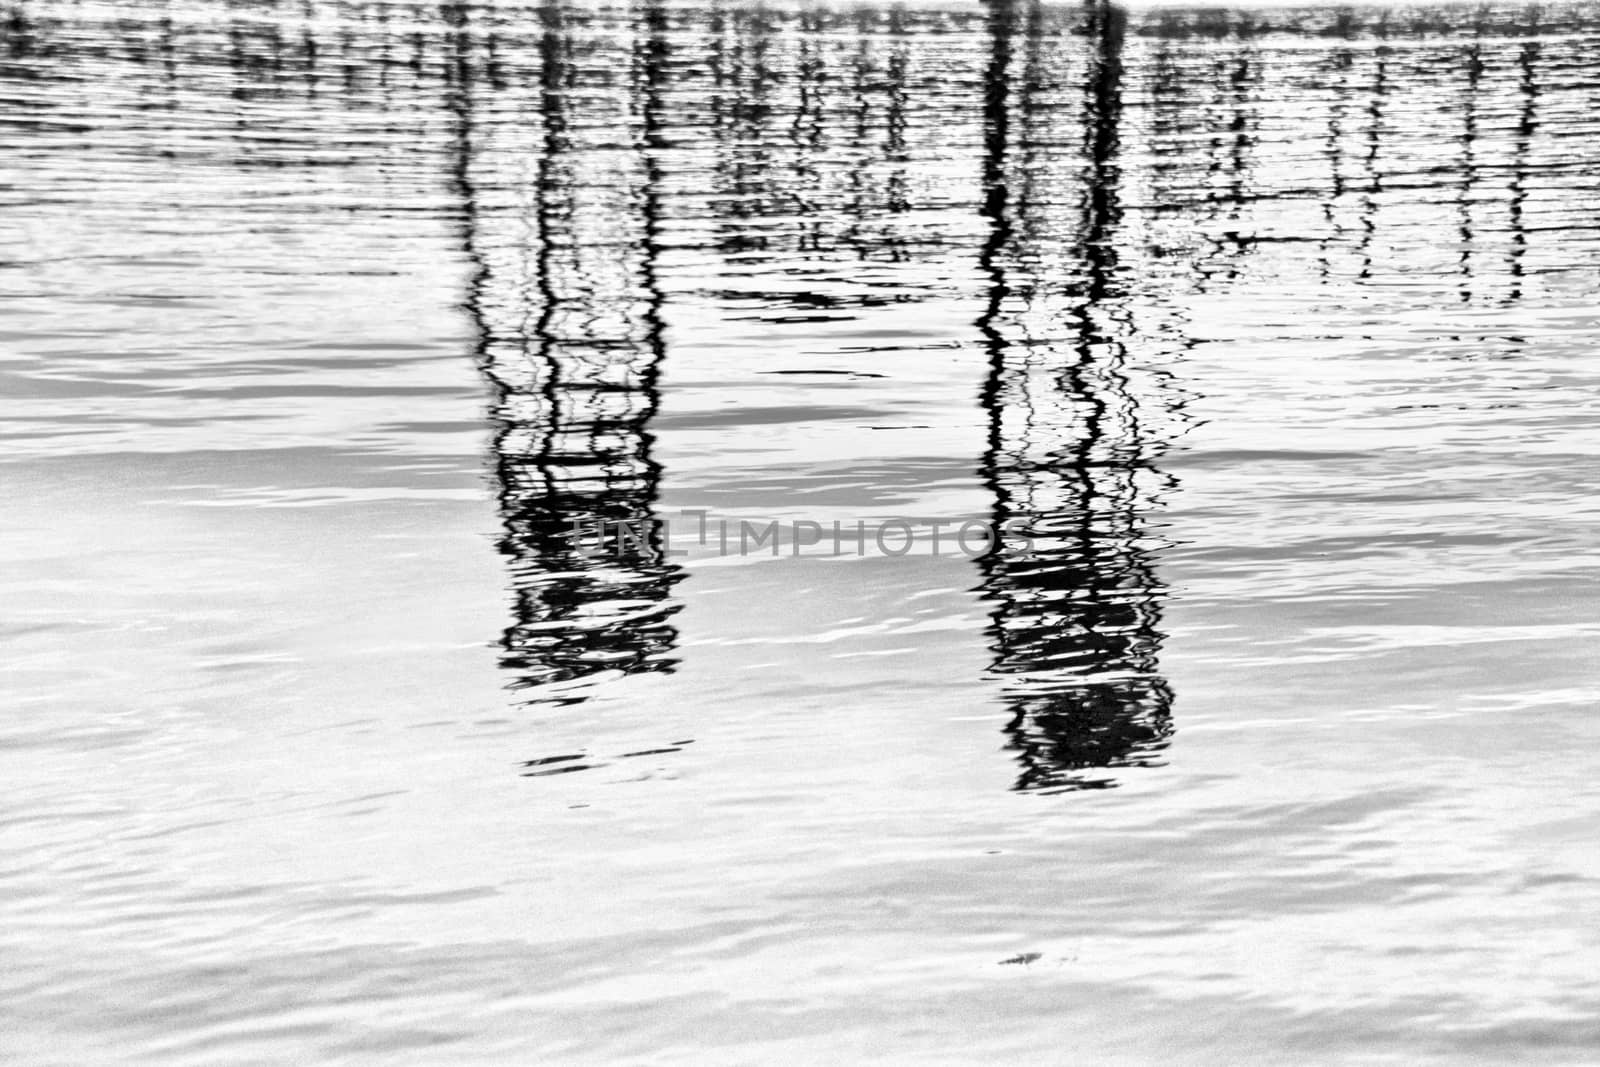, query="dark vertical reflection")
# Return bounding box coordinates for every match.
[1355,27,1389,281]
[1189,32,1261,287]
[2,4,36,64]
[693,7,955,338]
[8,0,1590,789]
[447,1,681,701]
[1219,47,1259,278]
[1456,27,1484,303]
[880,7,910,220]
[1141,19,1261,290]
[1507,33,1540,303]
[977,0,1174,794]
[1318,42,1354,284]
[1144,36,1186,222]
[707,5,777,259]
